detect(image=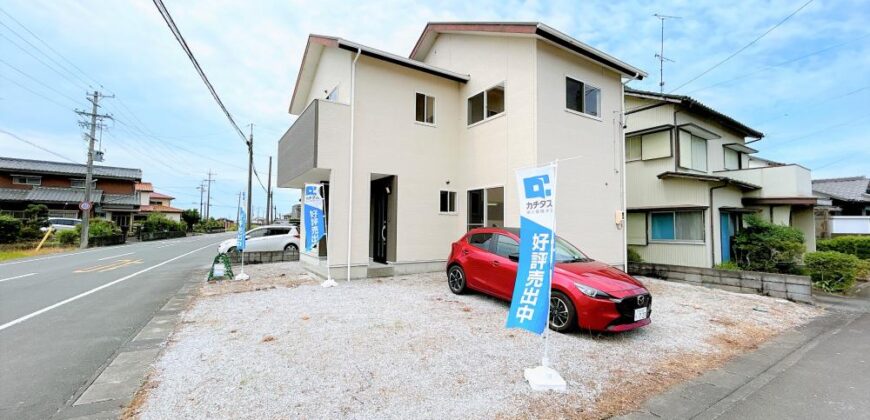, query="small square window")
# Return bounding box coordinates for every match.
[440,191,456,213]
[416,93,435,124]
[565,77,601,117]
